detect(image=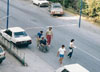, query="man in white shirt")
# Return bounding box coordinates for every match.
[57,45,66,65]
